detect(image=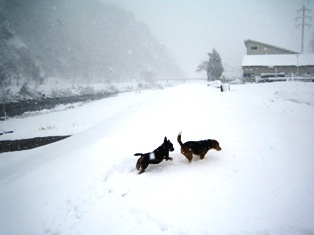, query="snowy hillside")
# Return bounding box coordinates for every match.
[0,0,184,85]
[1,81,314,235]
